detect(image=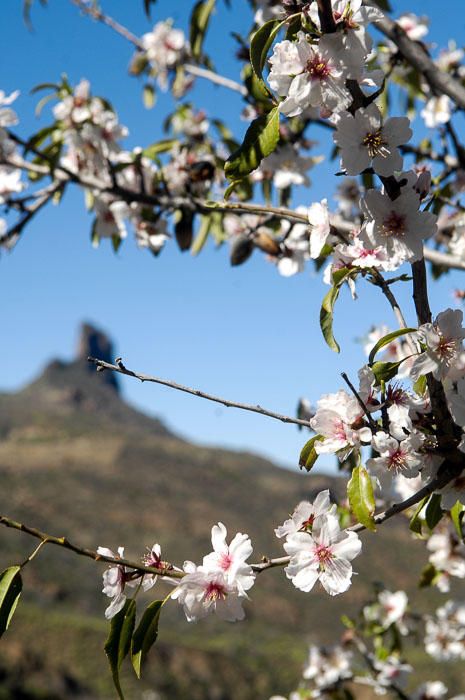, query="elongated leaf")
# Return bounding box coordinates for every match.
[0,566,22,638]
[368,328,417,366]
[250,19,281,97]
[190,0,216,61]
[319,268,356,353]
[143,139,178,159]
[320,285,341,353]
[409,495,428,535]
[425,493,444,531]
[419,562,439,588]
[347,466,376,531]
[191,215,211,255]
[143,0,157,18]
[225,107,280,181]
[451,500,465,541]
[131,600,163,678]
[104,599,137,700]
[142,84,156,109]
[371,360,403,384]
[299,434,323,472]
